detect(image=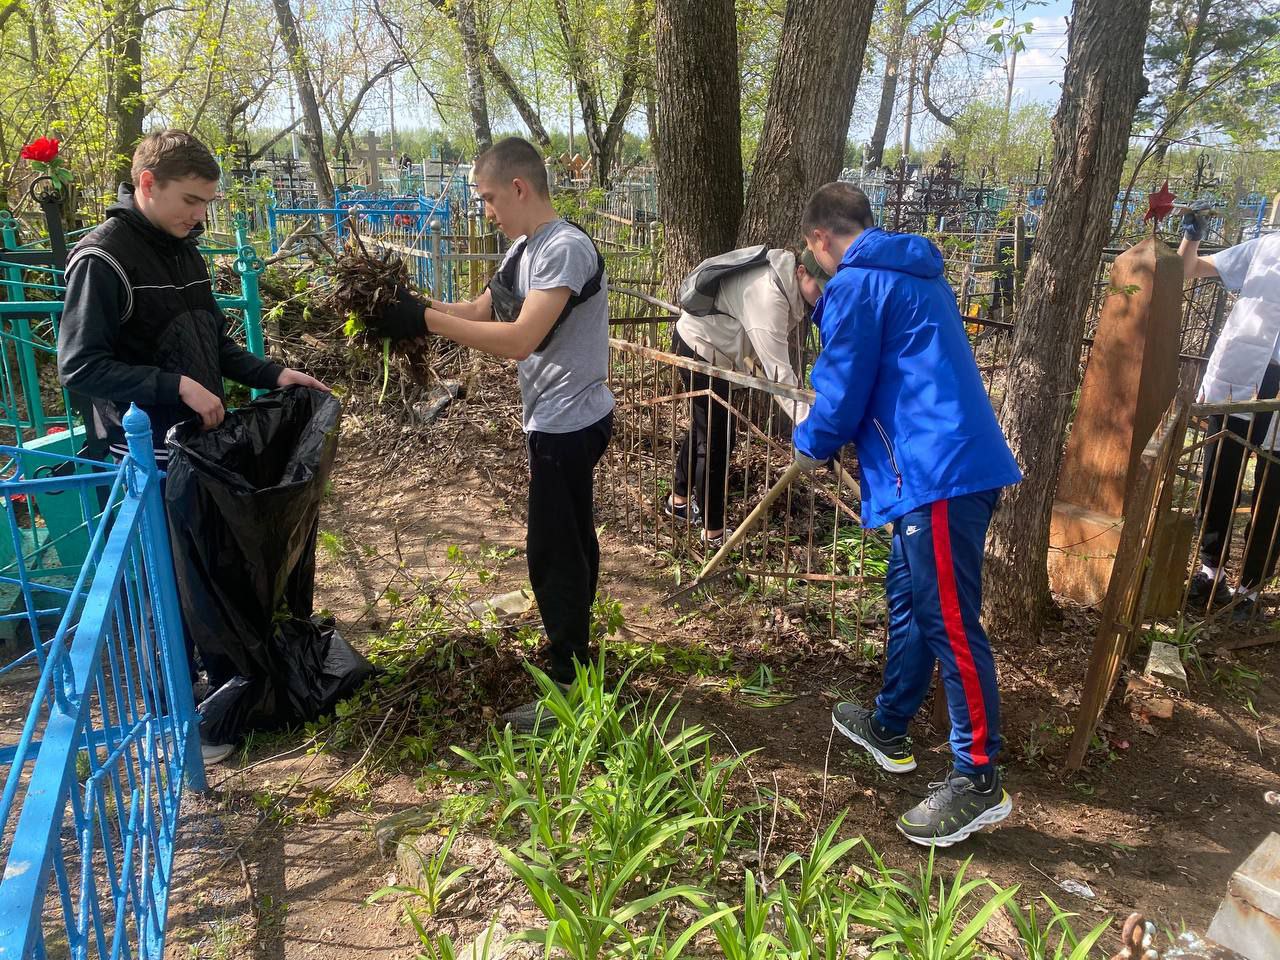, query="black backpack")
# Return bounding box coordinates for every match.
[487,220,605,353]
